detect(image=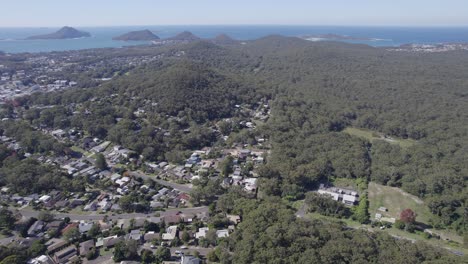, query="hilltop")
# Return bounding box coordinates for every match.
[113,29,160,41]
[166,31,201,42]
[27,26,91,40]
[210,34,239,45]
